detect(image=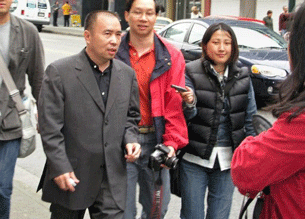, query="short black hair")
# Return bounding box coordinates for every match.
[125,0,158,13]
[84,10,120,31]
[201,22,239,66]
[267,10,273,15]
